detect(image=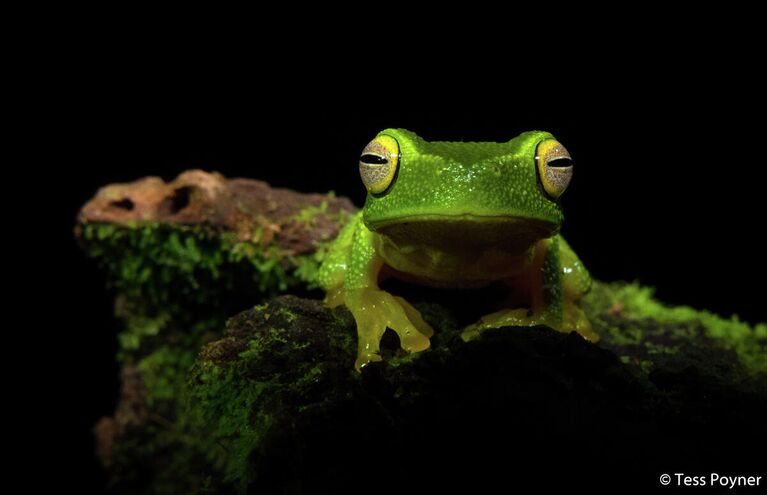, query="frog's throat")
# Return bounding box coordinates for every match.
[371,214,559,258]
[368,213,558,232]
[366,215,557,283]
